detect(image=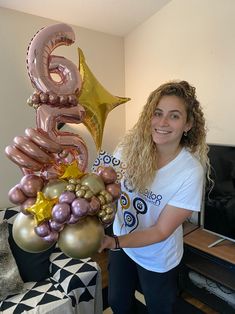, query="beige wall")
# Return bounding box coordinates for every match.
[2,0,235,207]
[125,0,235,147]
[0,7,126,207]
